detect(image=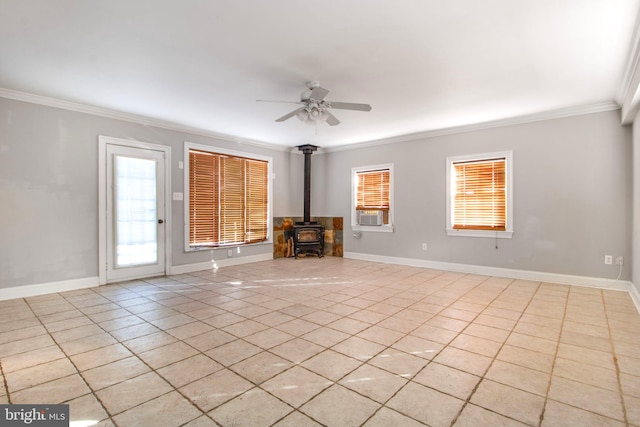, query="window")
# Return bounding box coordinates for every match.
[446,151,513,238]
[351,164,394,231]
[185,143,271,249]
